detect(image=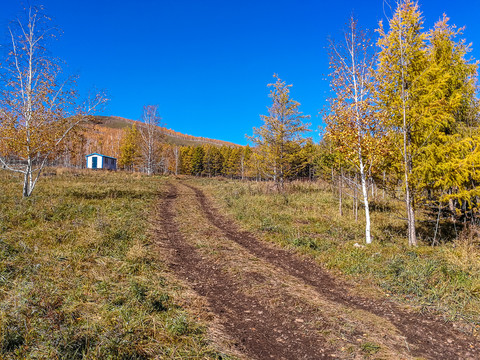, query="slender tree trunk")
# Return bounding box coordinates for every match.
[403,127,417,246]
[23,167,31,198]
[174,146,179,175]
[359,159,371,244]
[354,173,358,221]
[241,155,245,180]
[339,167,343,216]
[383,171,386,200]
[331,166,335,194]
[405,175,417,246]
[147,144,154,175]
[399,21,417,247]
[349,28,372,244]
